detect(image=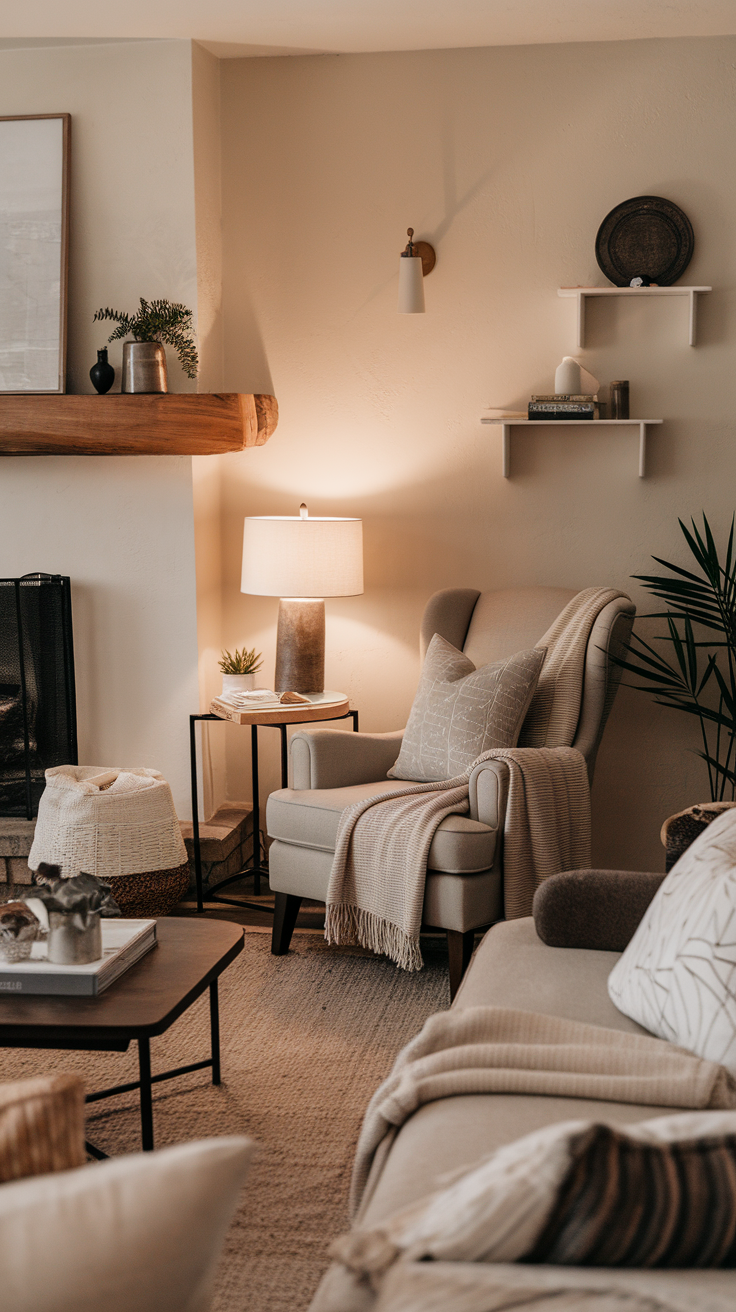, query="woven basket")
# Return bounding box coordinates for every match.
[104,863,191,918]
[29,767,189,918]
